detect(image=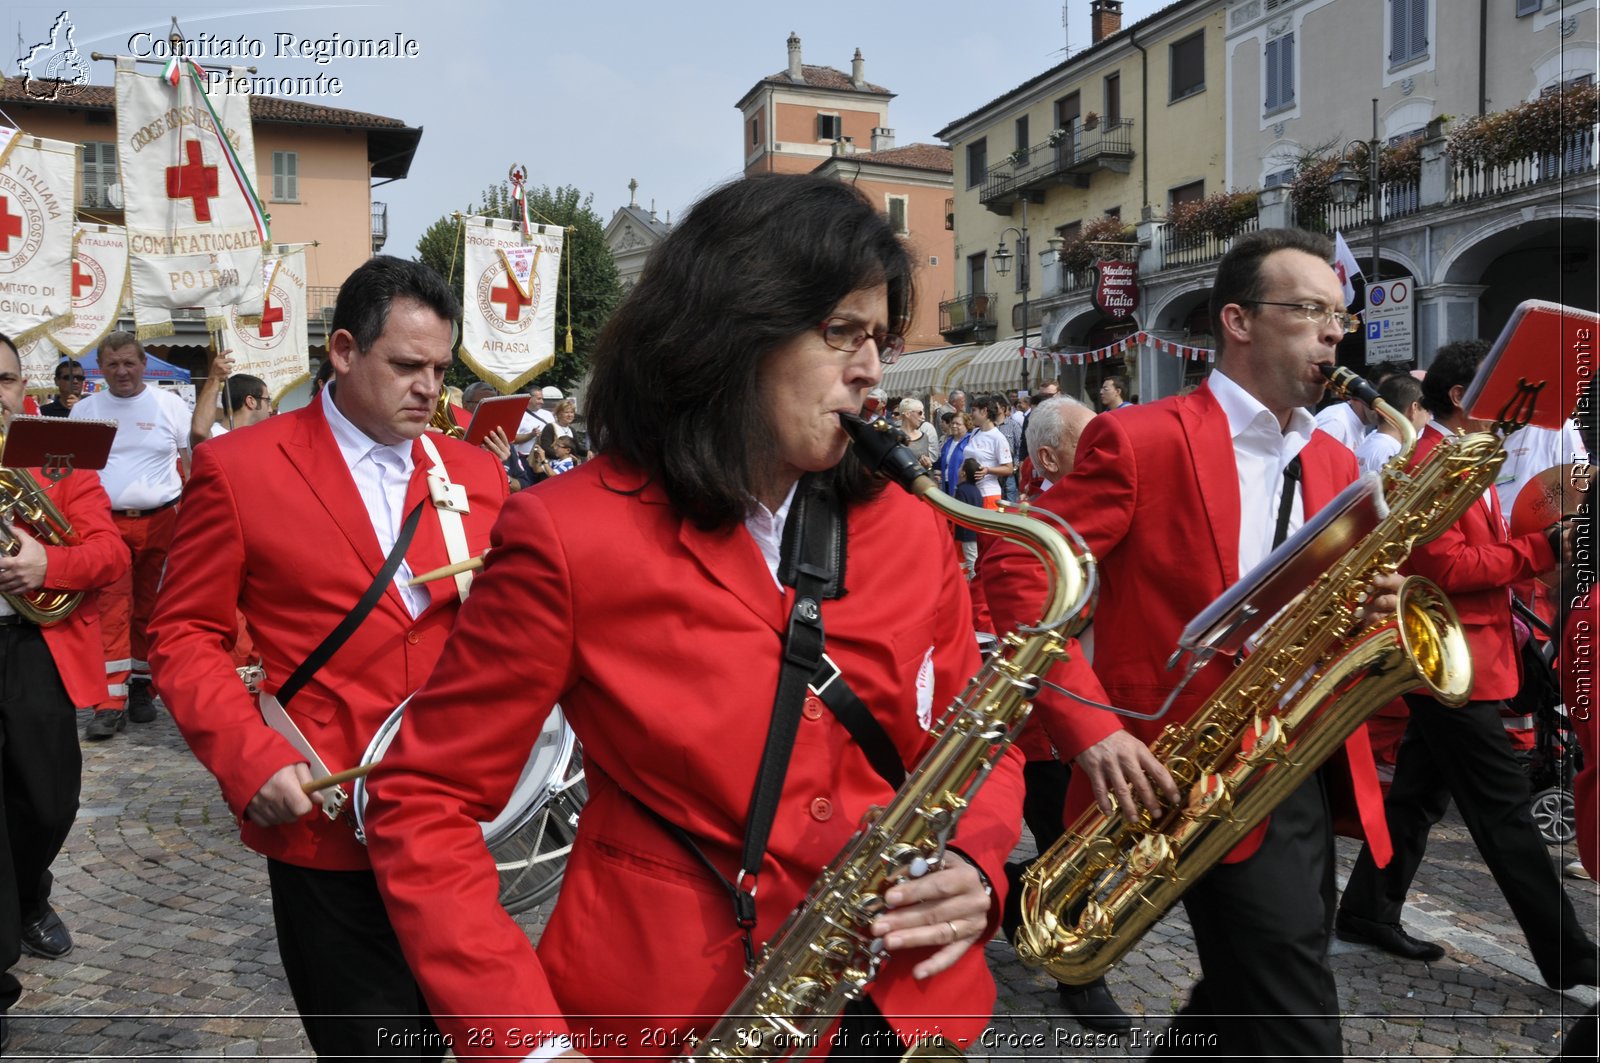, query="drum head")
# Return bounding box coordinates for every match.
[354,702,586,914]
